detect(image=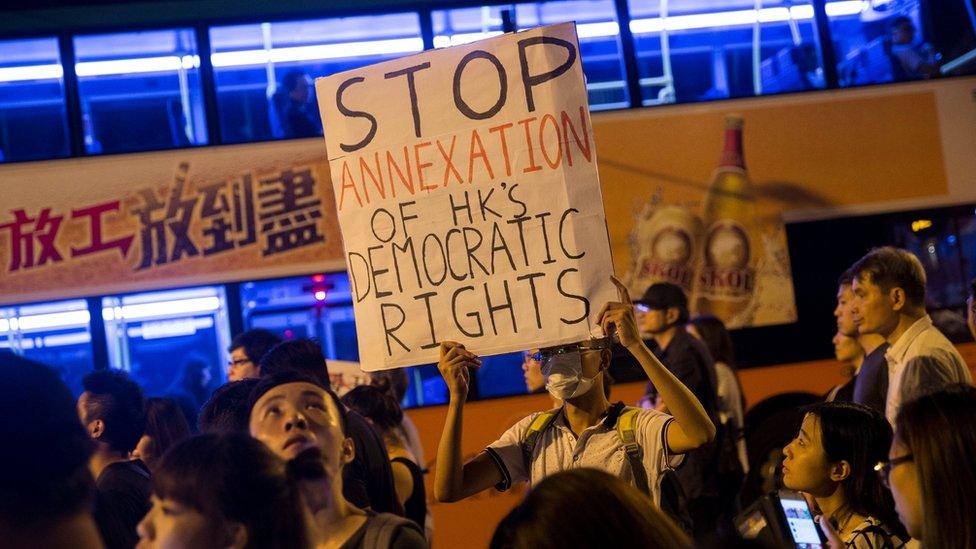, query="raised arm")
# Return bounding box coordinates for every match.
[433,341,502,503]
[598,277,716,453]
